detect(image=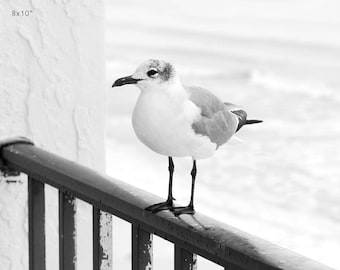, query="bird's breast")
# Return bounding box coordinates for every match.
[132,92,216,159]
